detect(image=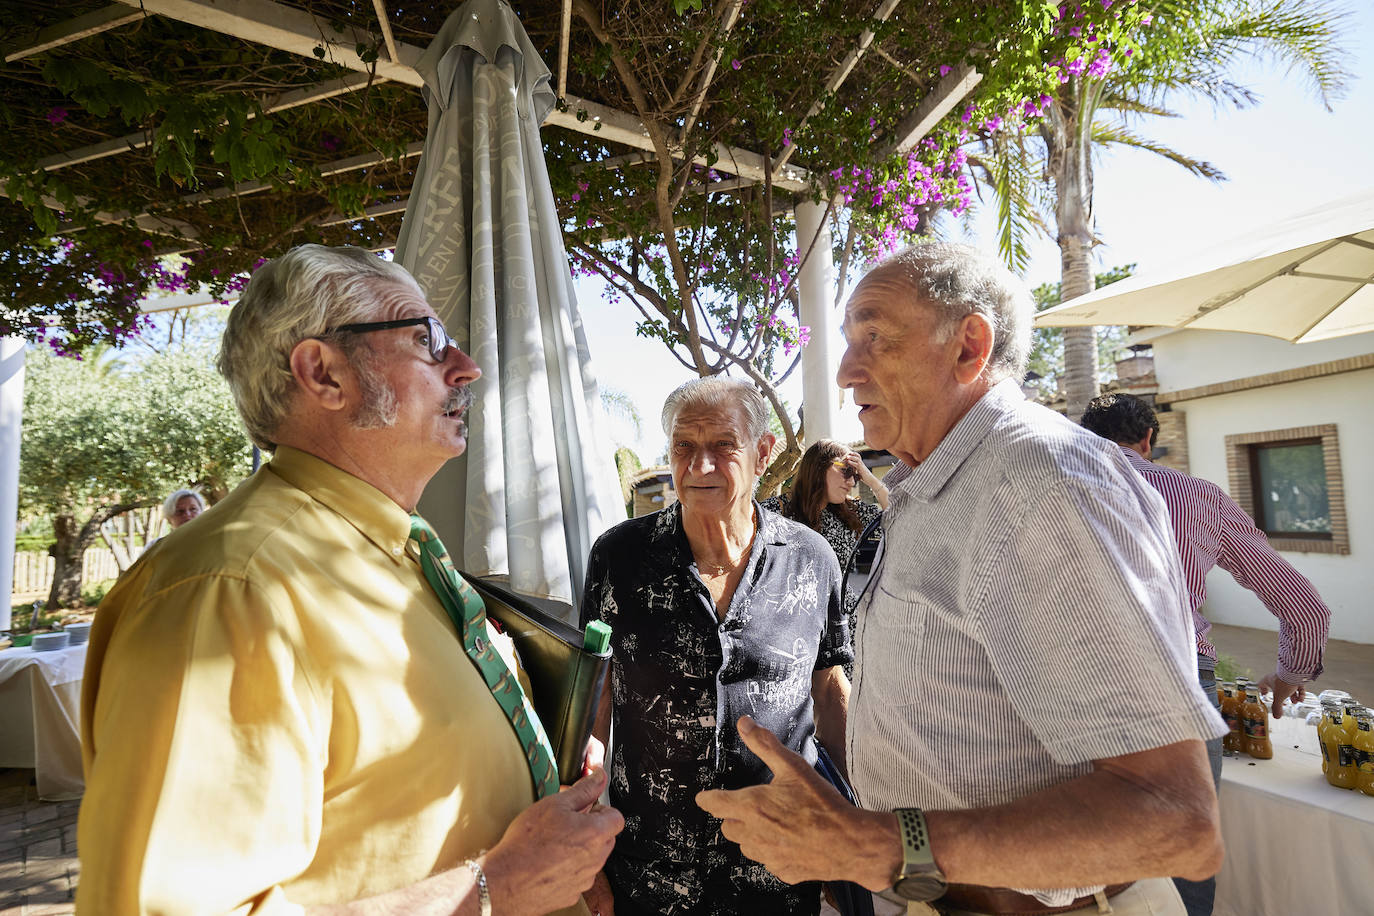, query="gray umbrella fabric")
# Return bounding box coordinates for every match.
[1035,189,1374,343]
[395,0,622,611]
